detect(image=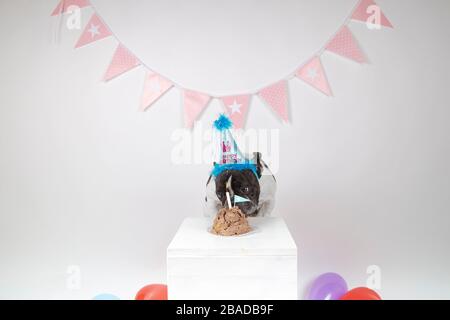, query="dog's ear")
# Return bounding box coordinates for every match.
[252,152,263,178]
